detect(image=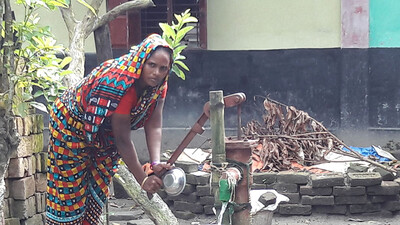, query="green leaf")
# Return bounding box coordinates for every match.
[172,64,185,80]
[183,17,198,24]
[49,0,68,7]
[30,101,48,113]
[159,23,175,38]
[175,60,189,71]
[60,56,72,68]
[174,45,187,55]
[174,26,194,45]
[77,0,97,15]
